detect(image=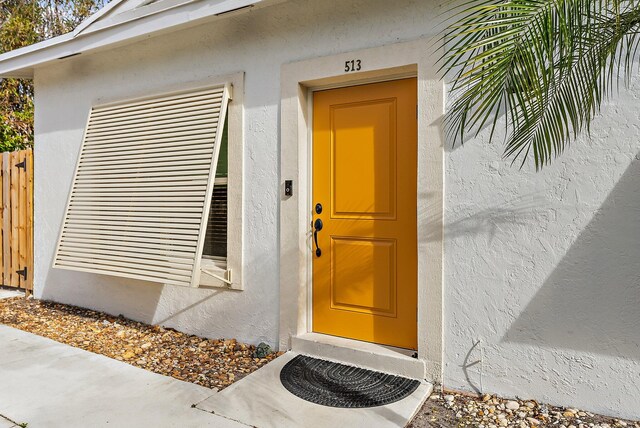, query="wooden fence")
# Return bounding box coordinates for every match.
[0,149,33,291]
